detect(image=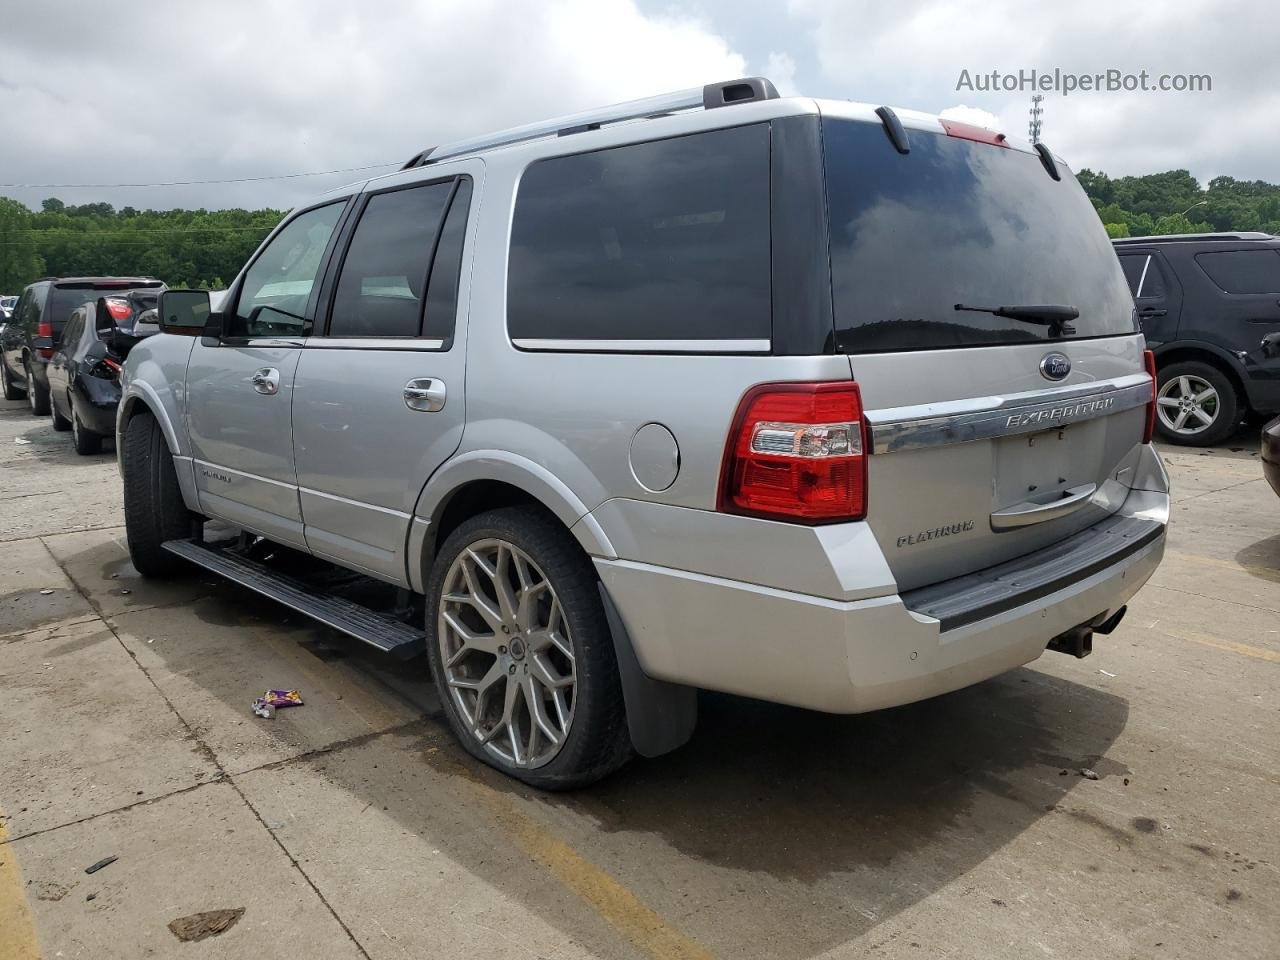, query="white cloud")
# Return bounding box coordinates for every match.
[0,0,746,210]
[937,105,1001,130]
[764,52,800,97]
[790,0,1277,183]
